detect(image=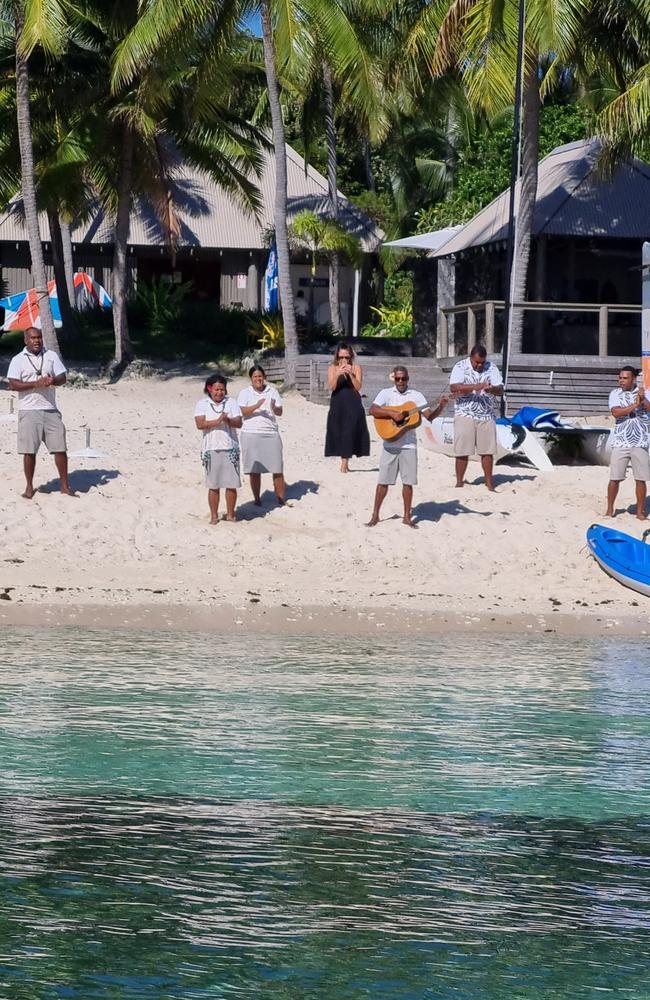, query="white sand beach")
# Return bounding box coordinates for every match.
[0,368,648,636]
